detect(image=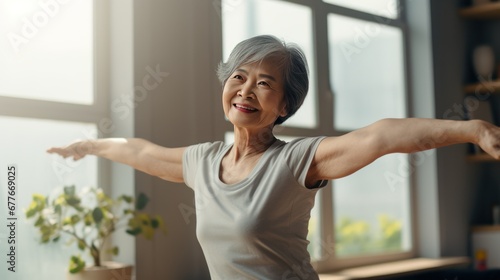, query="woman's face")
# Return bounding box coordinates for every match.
[222,57,287,131]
